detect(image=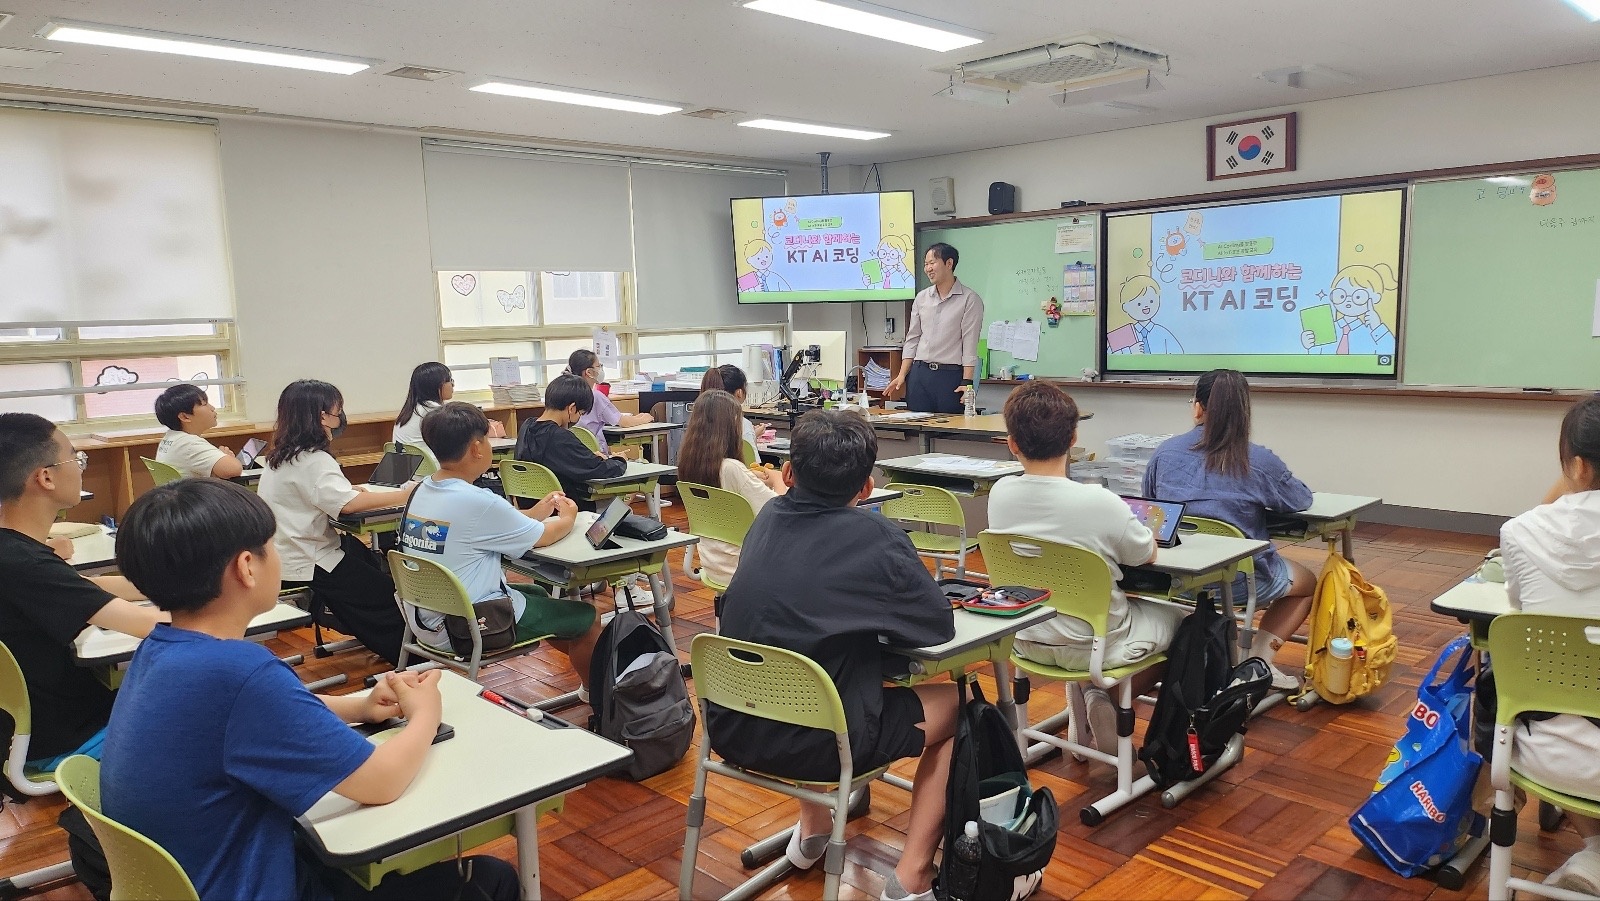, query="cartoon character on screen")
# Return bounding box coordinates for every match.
[738,239,791,293]
[862,234,914,290]
[1301,263,1397,355]
[1107,275,1183,355]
